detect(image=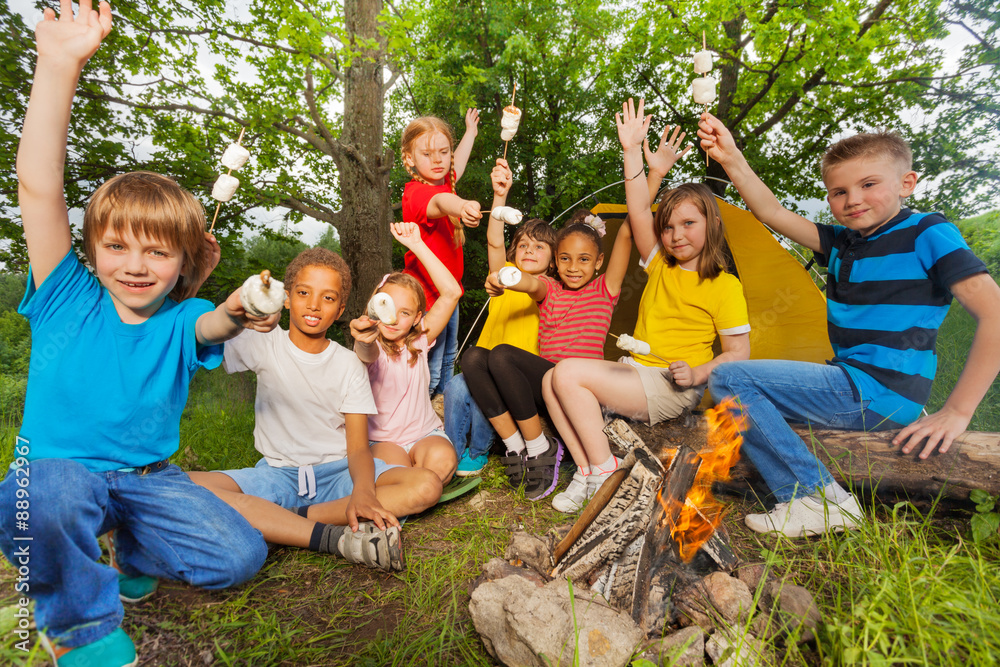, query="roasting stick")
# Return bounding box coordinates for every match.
[503,84,517,161]
[209,126,247,234]
[552,467,629,565]
[702,32,709,169]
